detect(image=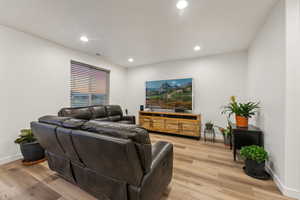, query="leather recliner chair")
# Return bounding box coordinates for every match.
[31,116,173,200]
[58,105,136,124]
